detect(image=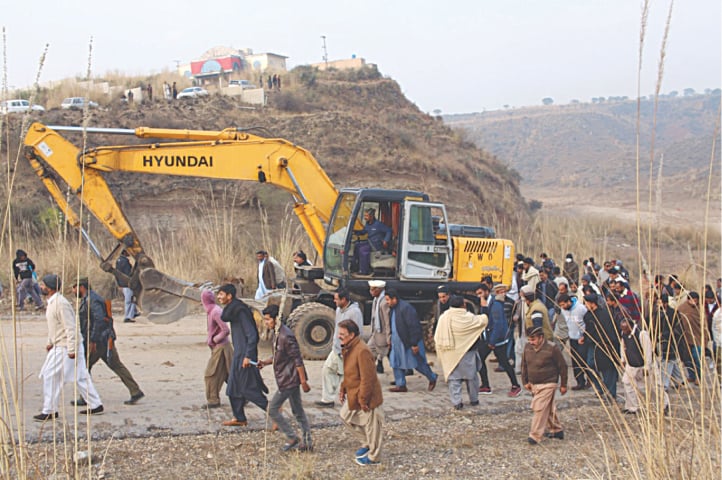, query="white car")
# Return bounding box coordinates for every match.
[61,97,99,109]
[177,87,209,99]
[229,80,256,89]
[0,99,45,114]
